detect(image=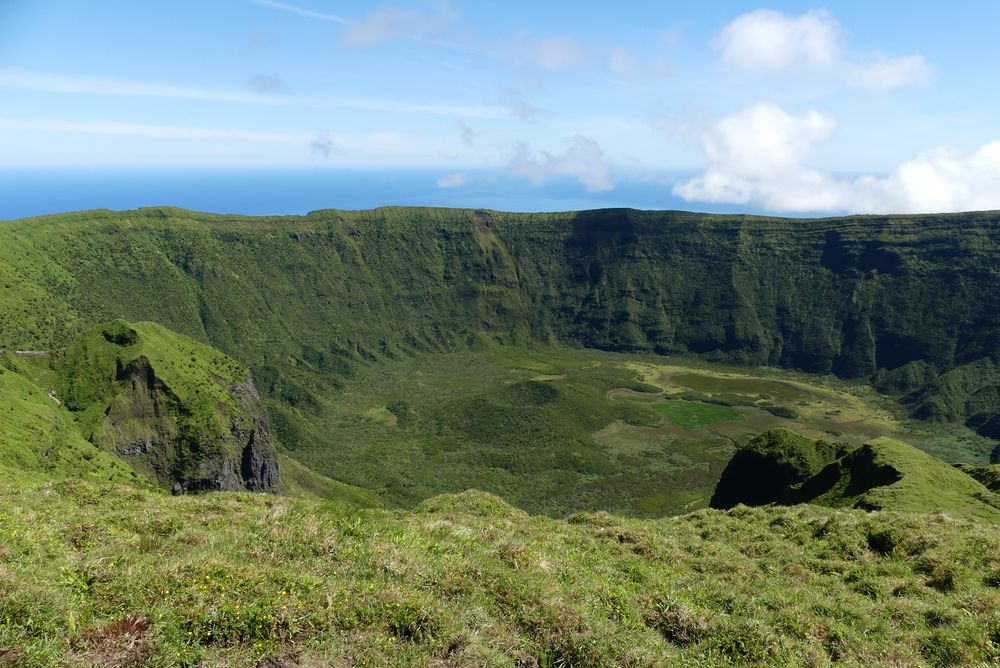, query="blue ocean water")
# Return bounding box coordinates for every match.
[0,168,767,220]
